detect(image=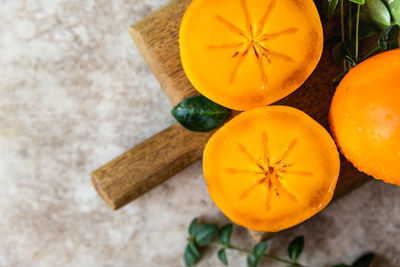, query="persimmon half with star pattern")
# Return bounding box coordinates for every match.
[179,0,323,110]
[203,106,340,232]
